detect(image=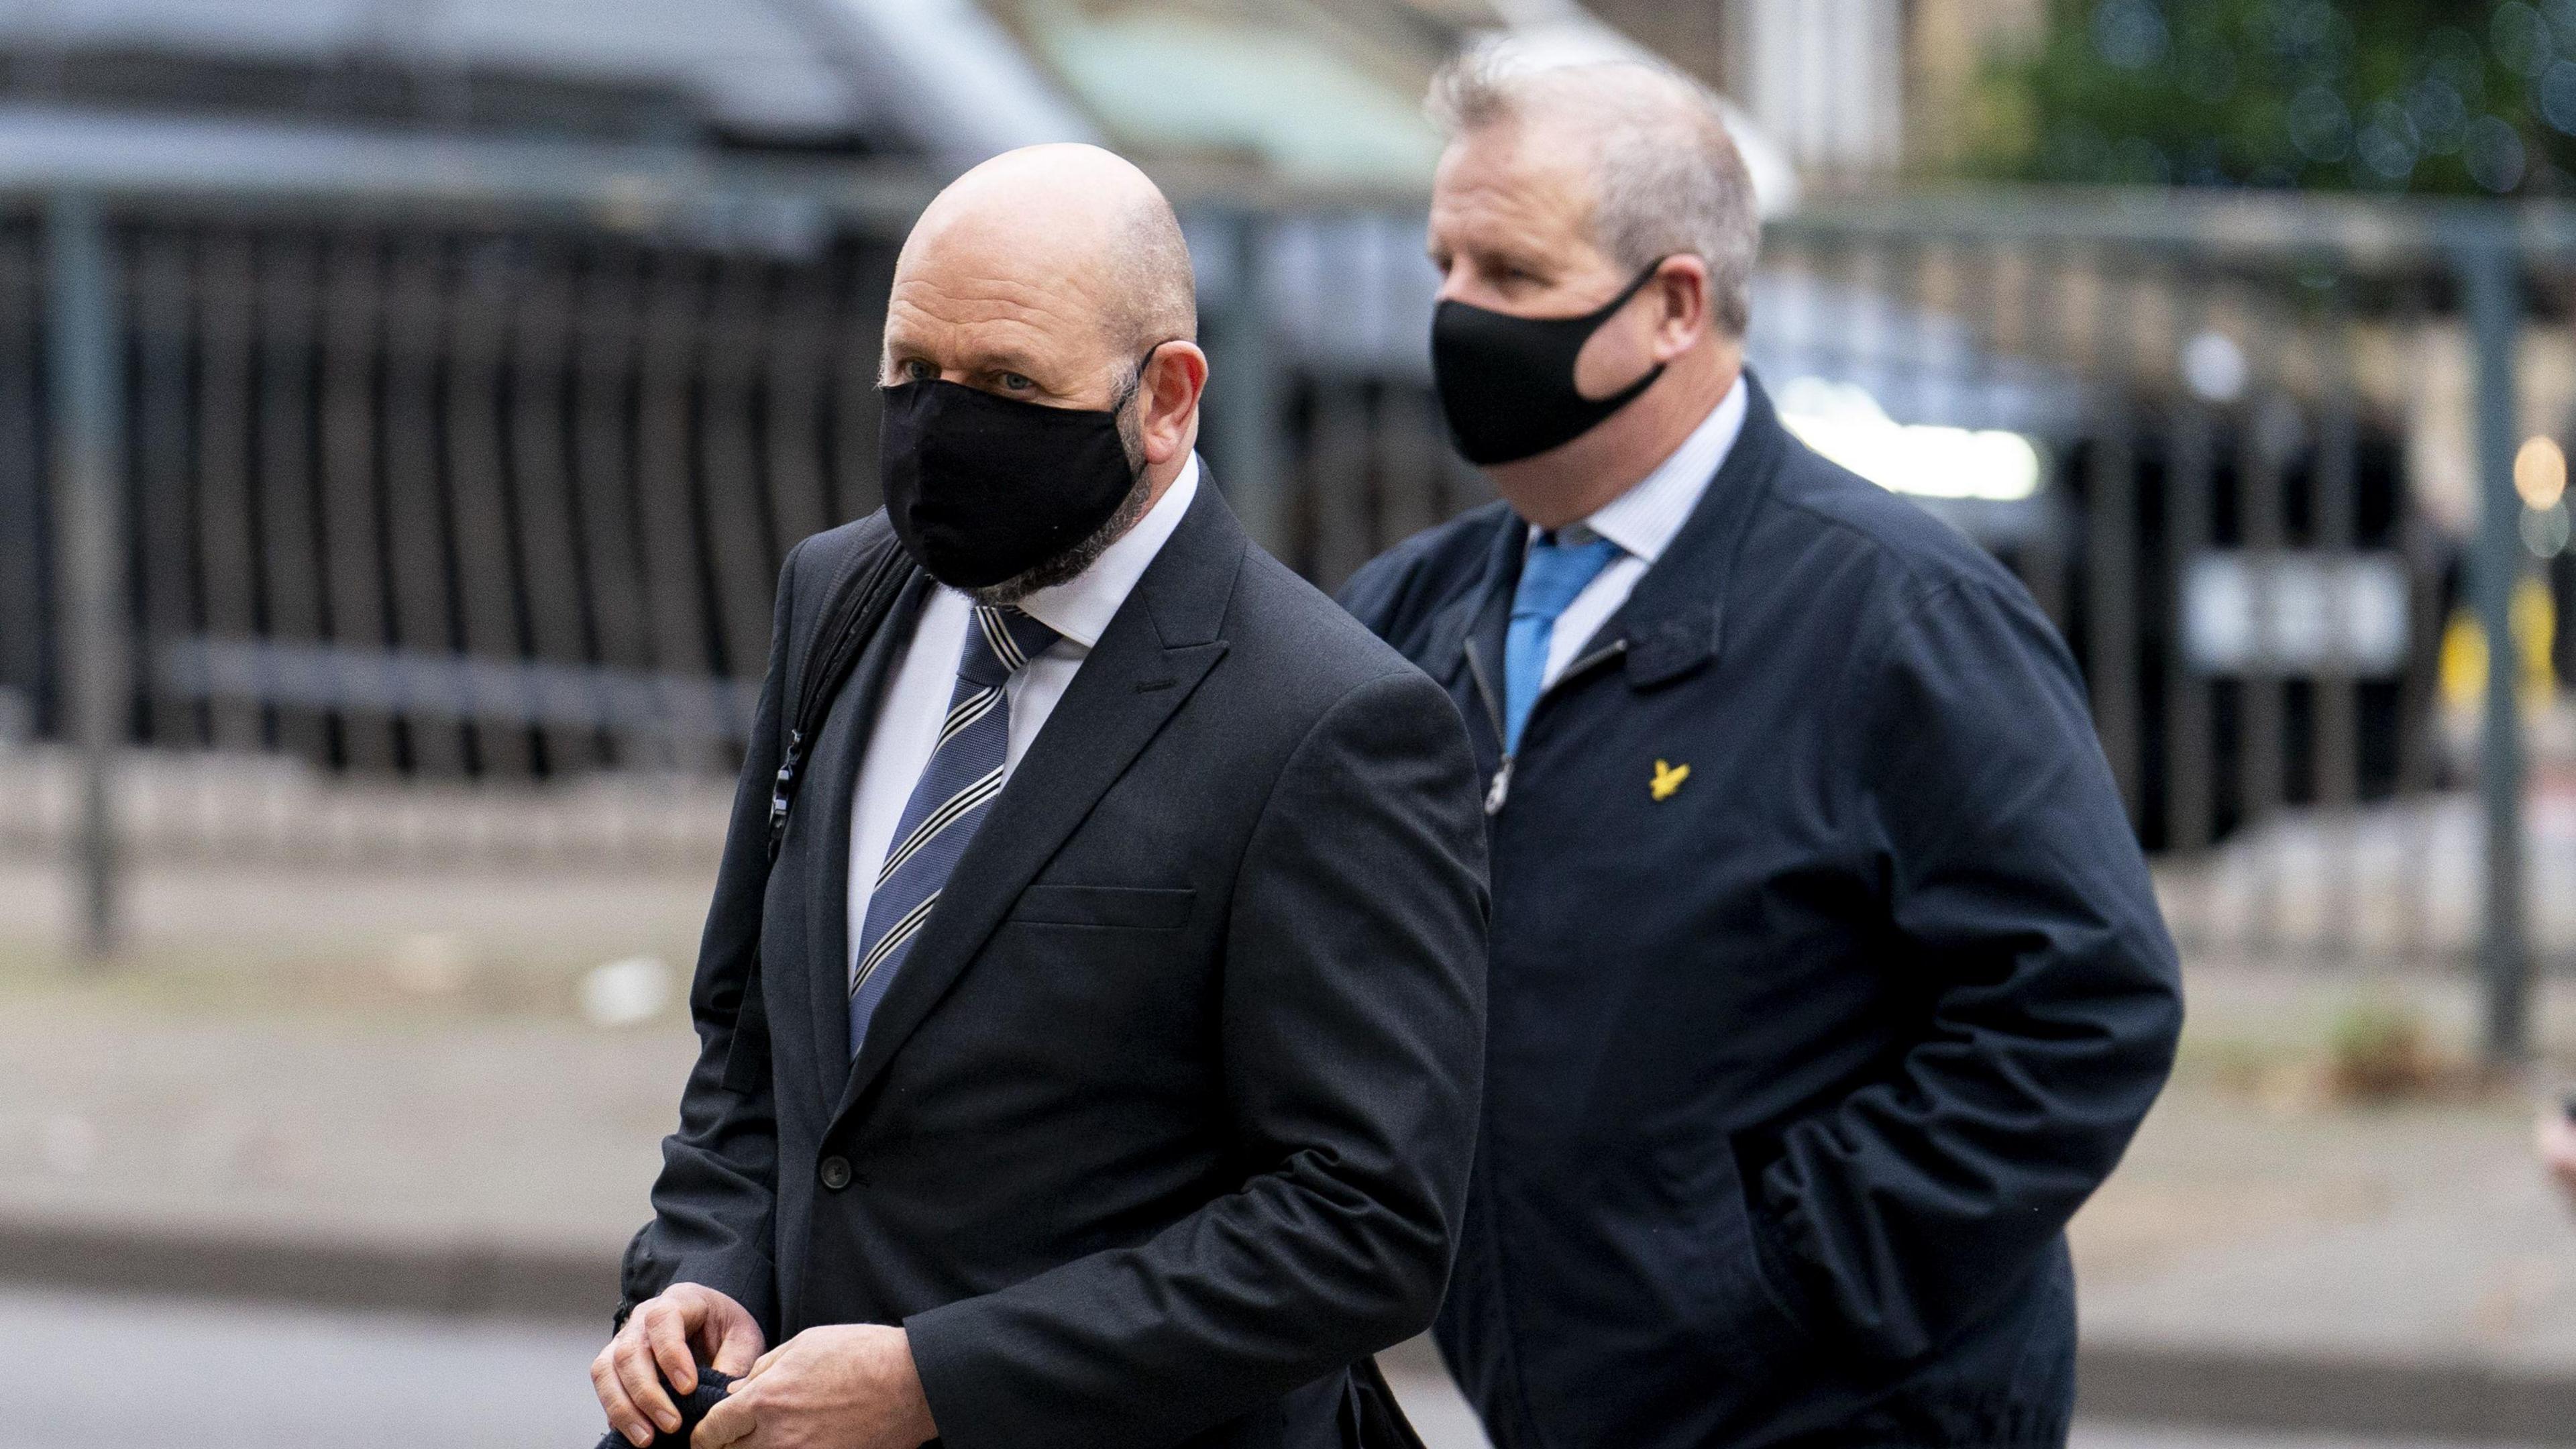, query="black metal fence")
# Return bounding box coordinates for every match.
[1760,219,2436,850]
[1,144,2562,1057]
[1761,193,2553,1061]
[7,216,898,777]
[0,189,1478,777]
